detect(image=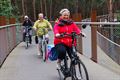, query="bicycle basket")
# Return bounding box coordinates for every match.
[48,46,58,61]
